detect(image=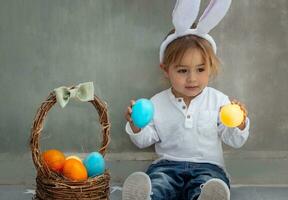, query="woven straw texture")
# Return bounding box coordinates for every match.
[30,89,111,200]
